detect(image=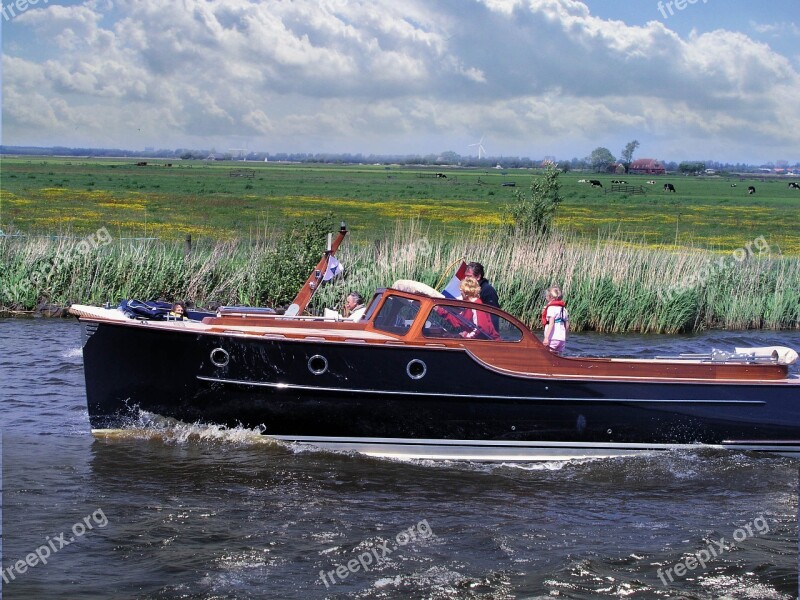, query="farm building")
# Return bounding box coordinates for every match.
[629,158,666,175]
